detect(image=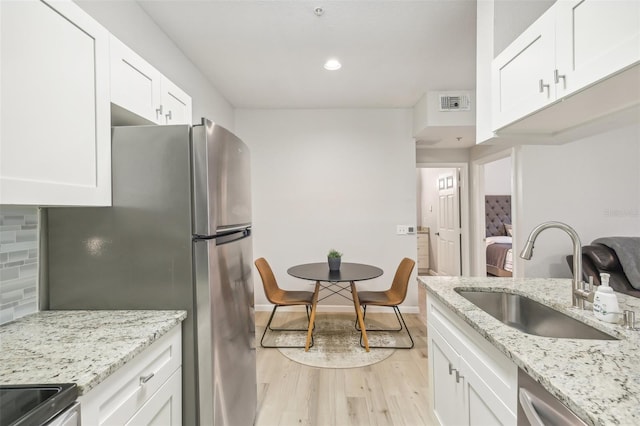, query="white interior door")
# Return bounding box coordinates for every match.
[437,171,461,276]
